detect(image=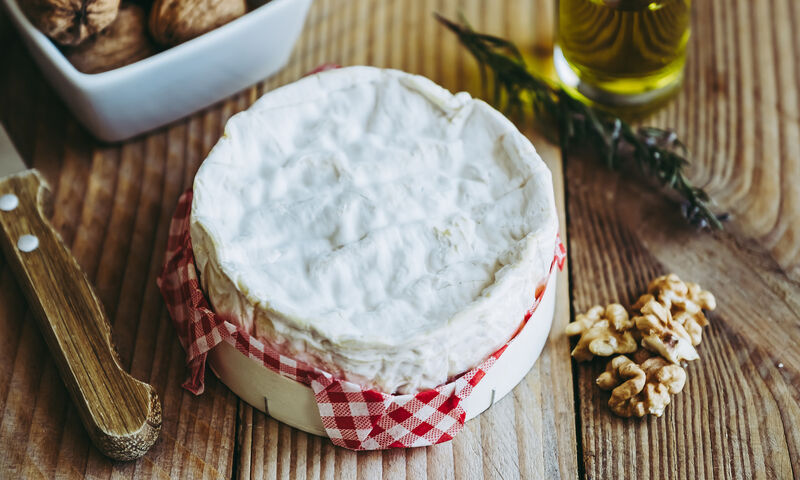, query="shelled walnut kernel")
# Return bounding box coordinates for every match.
[632,297,699,364]
[597,355,687,418]
[566,273,715,418]
[565,304,637,362]
[640,274,716,346]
